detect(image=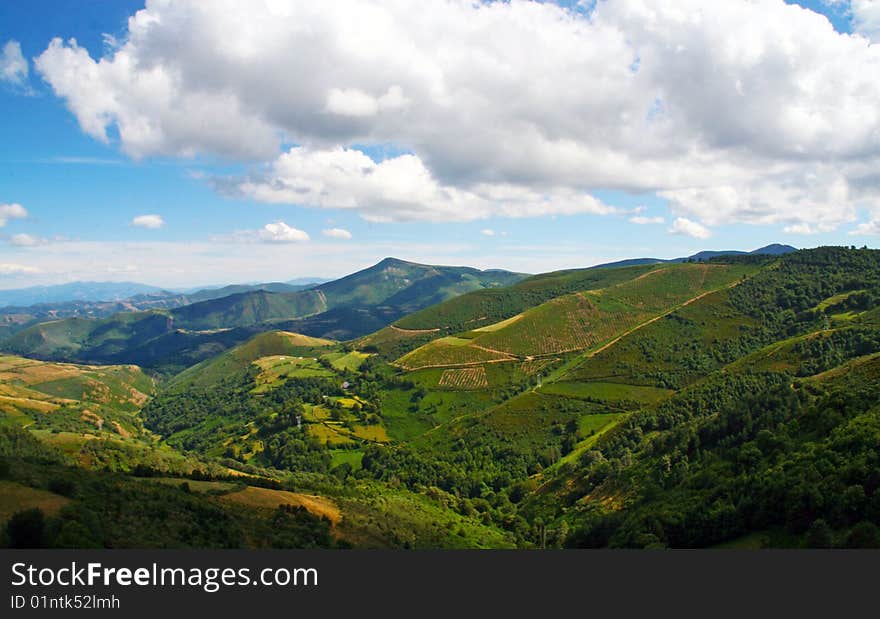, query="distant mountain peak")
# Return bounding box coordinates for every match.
[750,243,797,255]
[375,257,416,268]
